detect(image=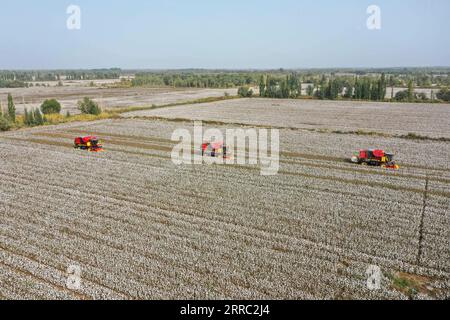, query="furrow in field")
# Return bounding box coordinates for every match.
[0,201,409,300]
[0,163,425,265]
[0,244,92,300]
[0,199,364,298]
[0,260,78,300]
[0,141,436,262]
[0,165,440,282]
[0,230,137,300]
